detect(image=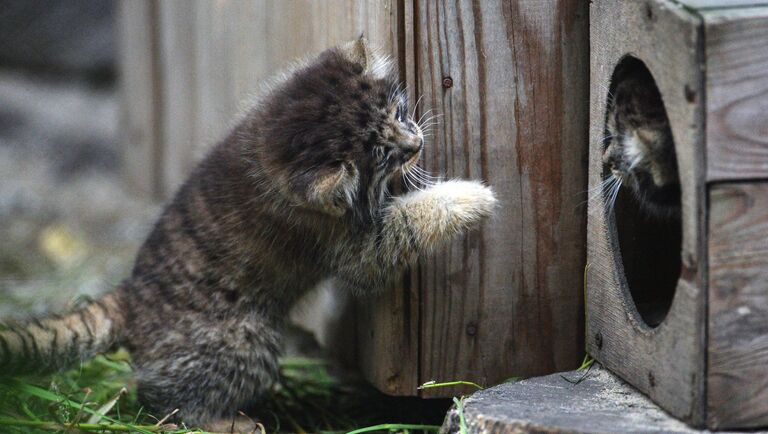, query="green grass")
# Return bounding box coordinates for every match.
[0,352,447,433]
